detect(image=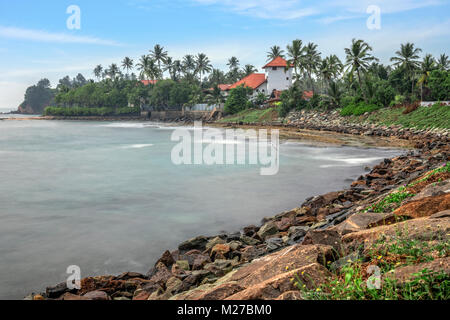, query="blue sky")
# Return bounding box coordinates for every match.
[0,0,449,110]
